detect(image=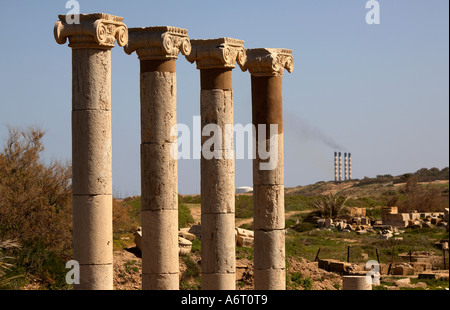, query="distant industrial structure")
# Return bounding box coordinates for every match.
[334,152,351,183]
